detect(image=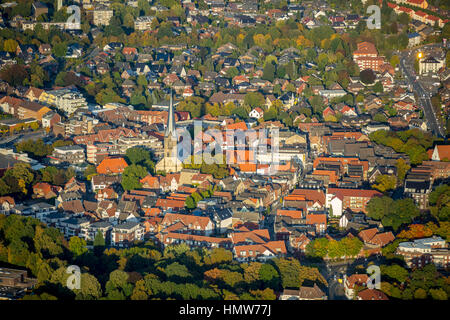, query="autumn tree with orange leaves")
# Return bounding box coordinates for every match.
[397,224,434,240]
